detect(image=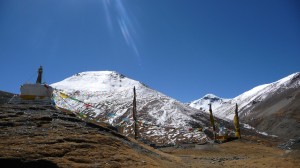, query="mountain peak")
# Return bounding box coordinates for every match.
[203,94,219,99]
[74,71,125,78]
[51,71,139,92]
[189,93,230,111]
